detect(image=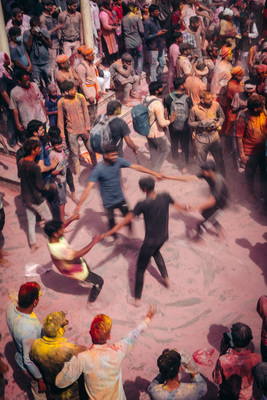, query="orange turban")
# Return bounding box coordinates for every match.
[231,66,244,76]
[56,54,68,64]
